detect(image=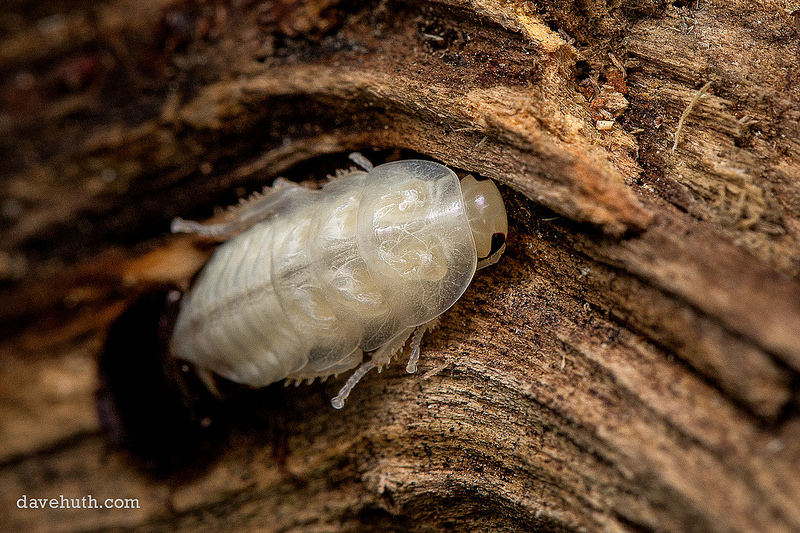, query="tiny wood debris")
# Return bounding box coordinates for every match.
[2,1,800,532]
